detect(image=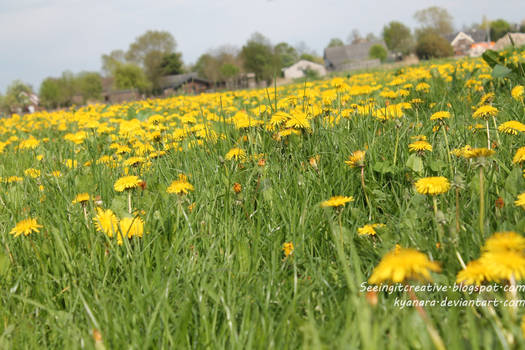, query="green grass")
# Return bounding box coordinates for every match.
[1,55,525,349]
